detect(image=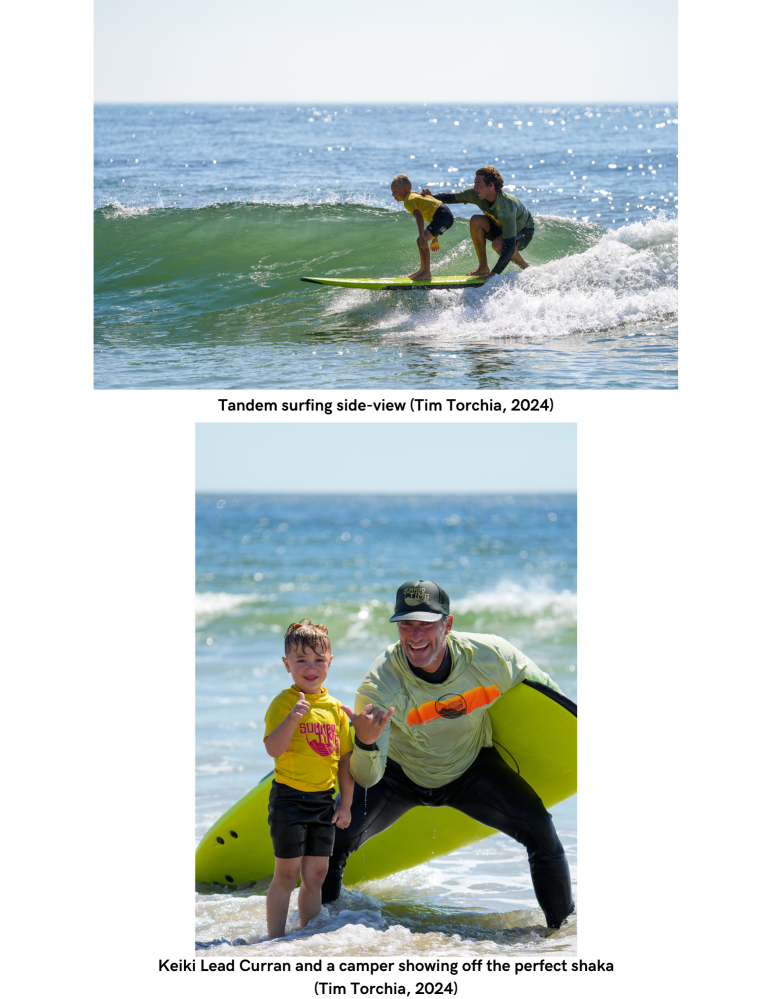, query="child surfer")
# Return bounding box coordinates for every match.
[263,620,354,938]
[391,173,454,280]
